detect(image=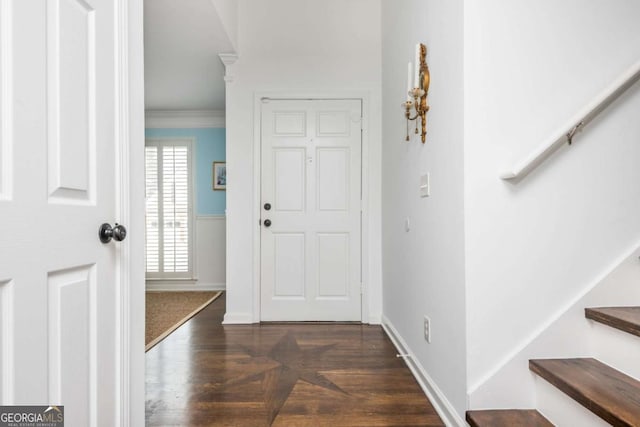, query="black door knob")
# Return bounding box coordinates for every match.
[264,219,272,227]
[264,203,271,211]
[99,223,127,244]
